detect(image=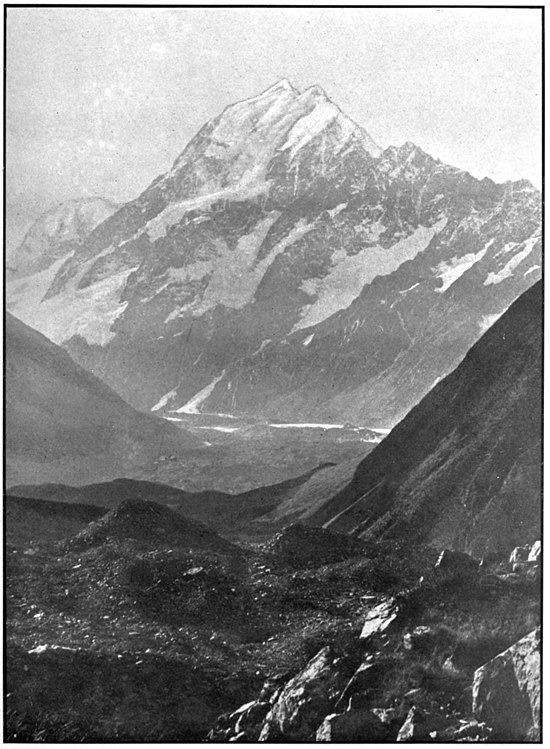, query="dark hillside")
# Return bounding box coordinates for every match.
[307,281,542,556]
